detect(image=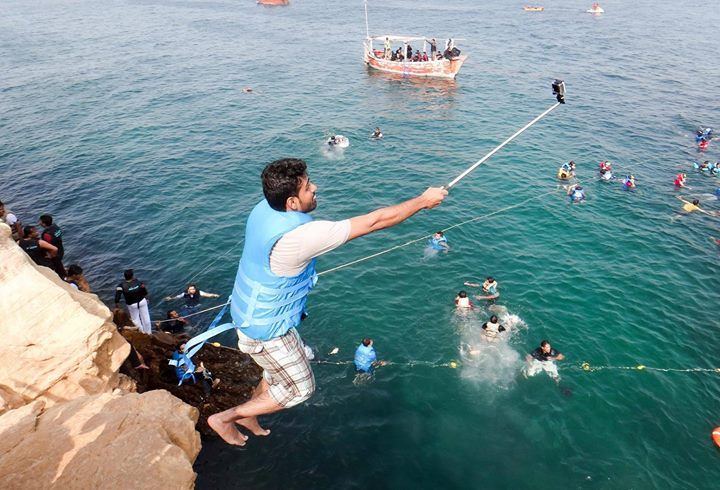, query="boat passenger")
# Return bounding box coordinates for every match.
[384,37,391,59]
[422,51,429,62]
[427,38,437,60]
[413,50,420,62]
[390,50,397,61]
[406,44,413,59]
[454,290,473,309]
